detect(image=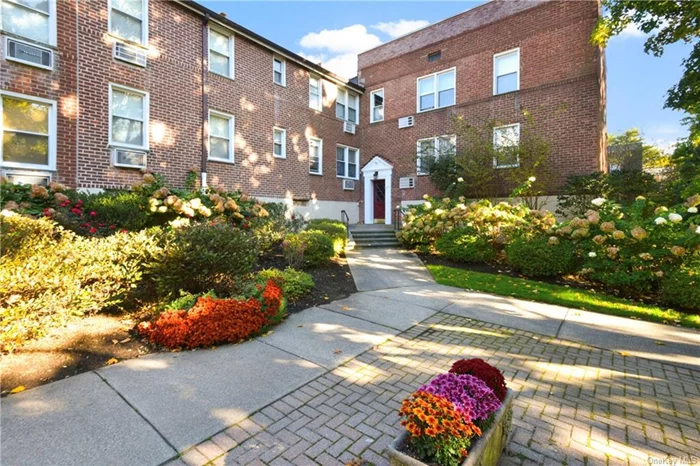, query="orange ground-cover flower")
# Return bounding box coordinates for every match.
[138,280,284,349]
